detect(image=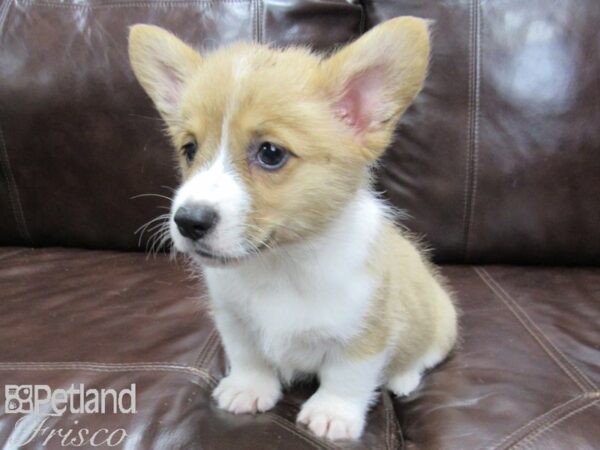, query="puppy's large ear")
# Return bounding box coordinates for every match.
[320,17,430,160]
[128,25,202,124]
